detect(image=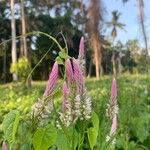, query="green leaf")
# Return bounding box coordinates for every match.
[2,110,20,146]
[55,128,79,150]
[55,56,64,65]
[20,144,31,150]
[91,112,99,132]
[32,124,57,150]
[55,130,68,150]
[87,127,97,150]
[87,112,99,150]
[59,51,68,59]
